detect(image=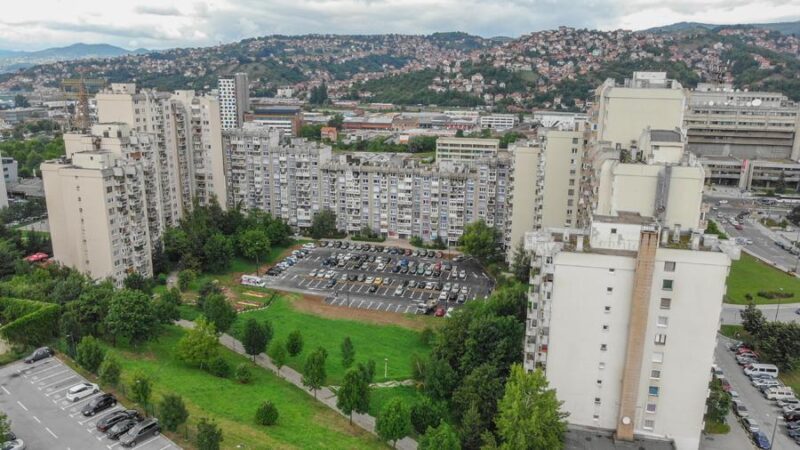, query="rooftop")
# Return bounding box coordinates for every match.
[649,129,681,143]
[565,427,674,450]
